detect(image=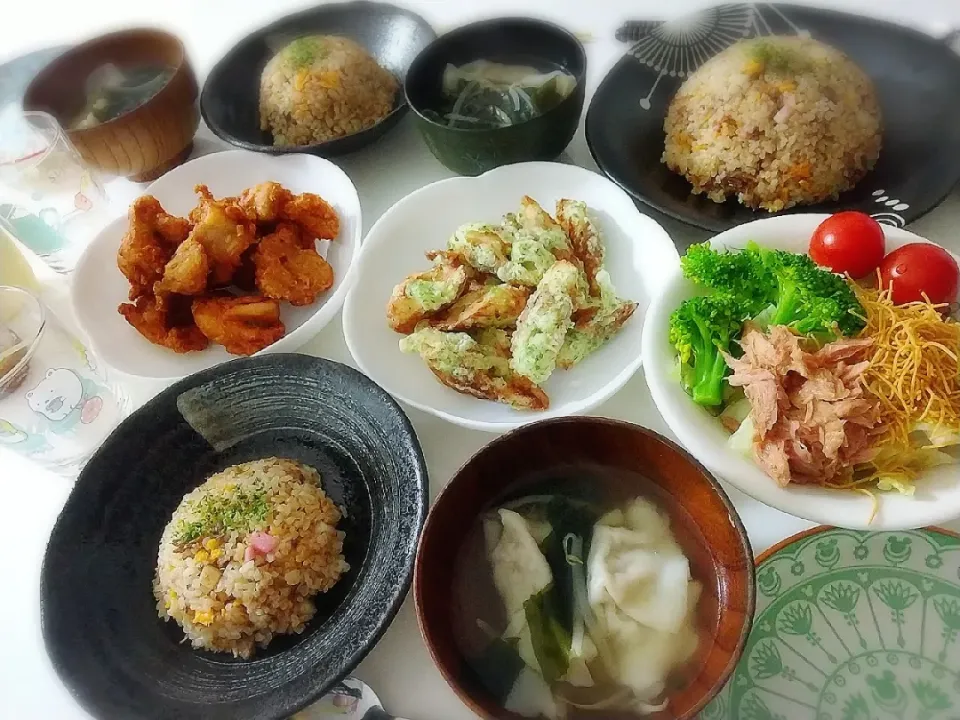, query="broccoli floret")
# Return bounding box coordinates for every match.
[680,242,866,337]
[758,248,866,336]
[672,242,866,405]
[680,242,773,315]
[669,294,747,407]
